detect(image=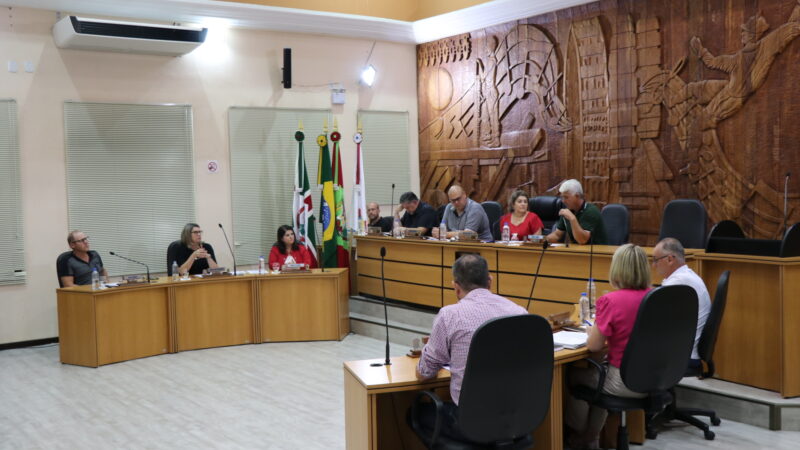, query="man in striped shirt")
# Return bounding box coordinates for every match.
[415,254,527,437]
